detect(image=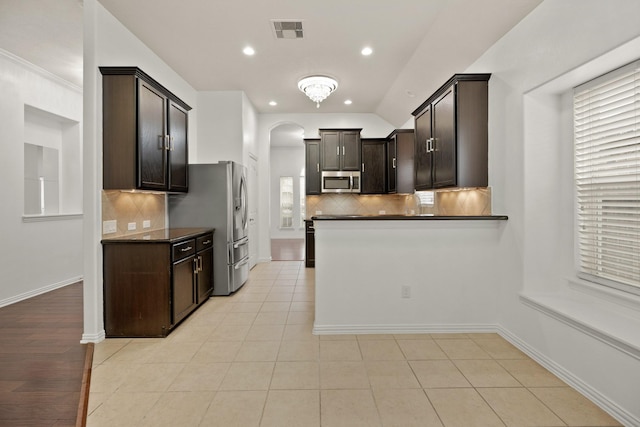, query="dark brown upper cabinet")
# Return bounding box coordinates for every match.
[361,139,387,194]
[413,74,490,191]
[304,138,321,195]
[100,66,191,192]
[387,129,415,194]
[319,129,361,171]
